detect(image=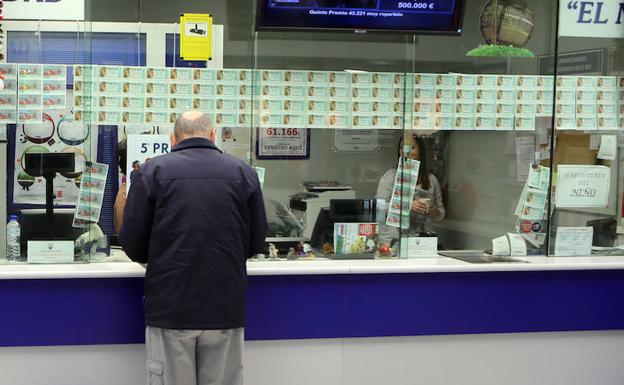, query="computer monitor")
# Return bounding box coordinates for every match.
[311,207,332,250]
[20,209,83,255]
[586,218,617,247]
[312,199,377,250]
[329,199,376,223]
[23,153,75,177]
[24,153,75,218]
